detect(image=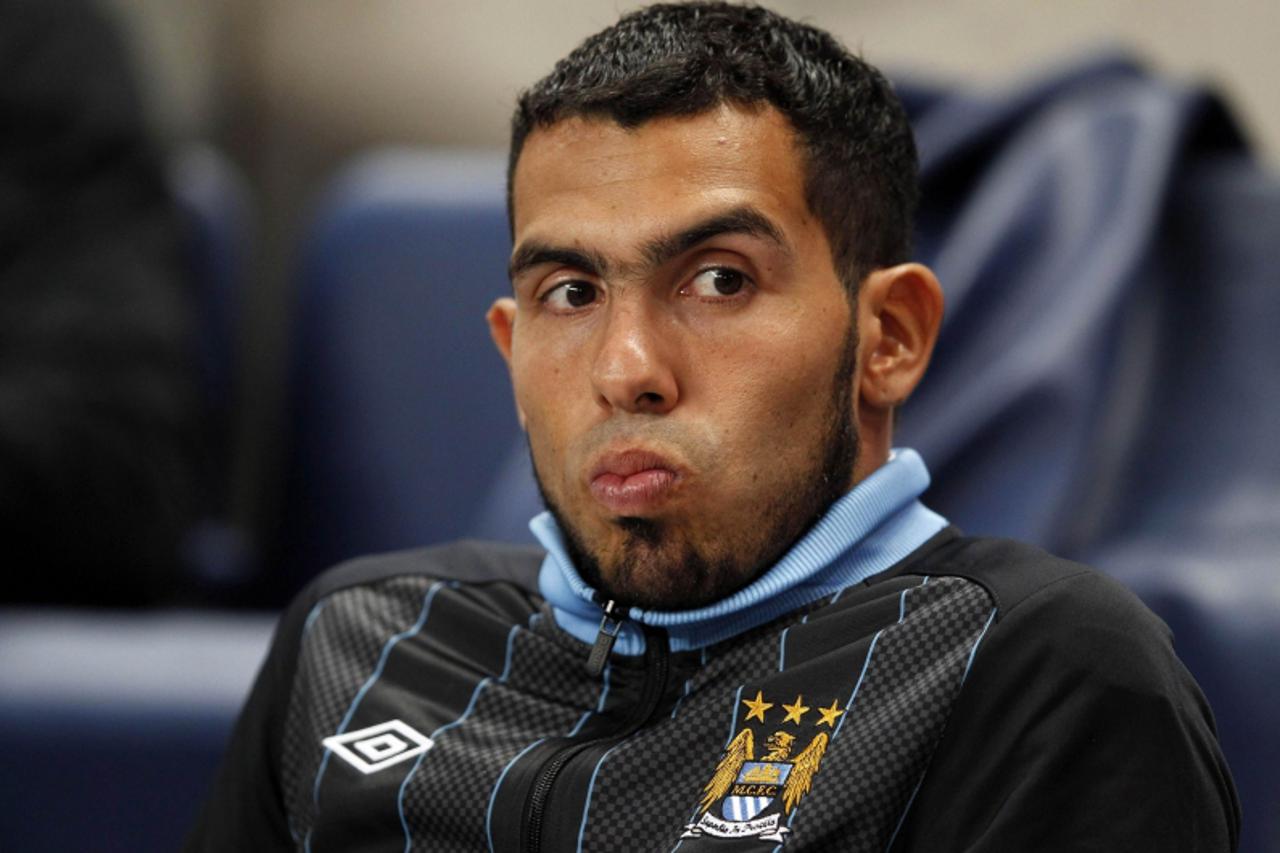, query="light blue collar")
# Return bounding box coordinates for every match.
[531,448,948,655]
